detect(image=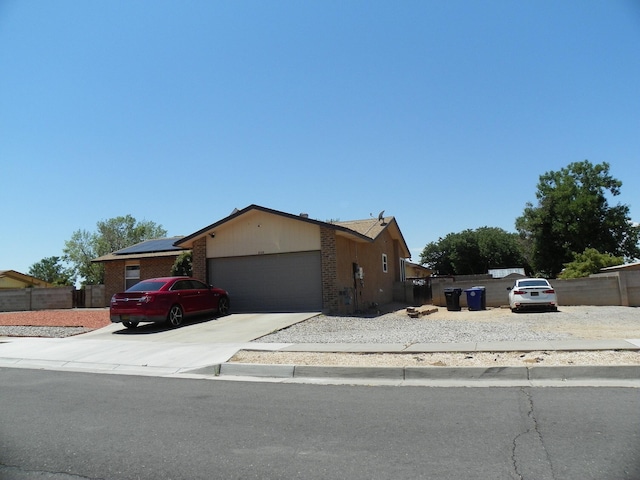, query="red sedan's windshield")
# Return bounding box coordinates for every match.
[126,281,167,292]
